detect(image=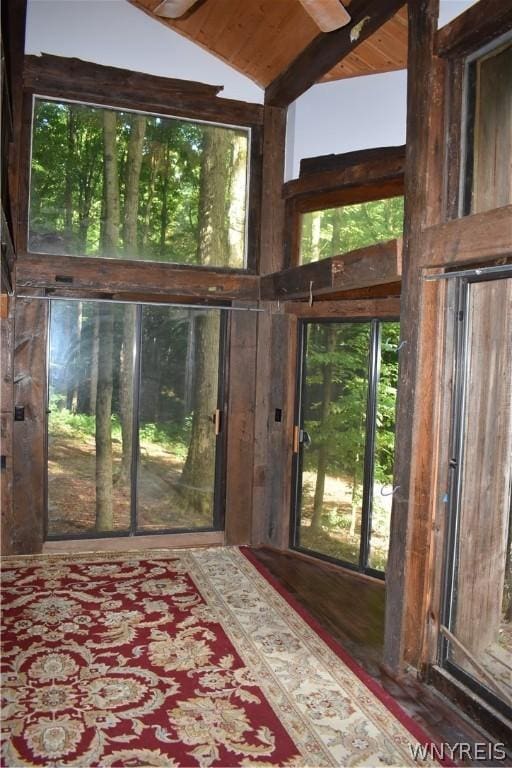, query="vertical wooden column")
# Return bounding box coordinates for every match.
[384,0,447,672]
[224,302,258,544]
[11,298,47,554]
[252,104,294,547]
[1,294,16,554]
